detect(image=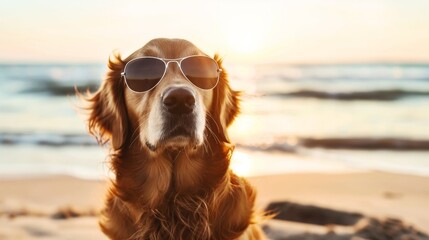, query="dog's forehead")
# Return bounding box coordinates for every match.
[133,38,205,59]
